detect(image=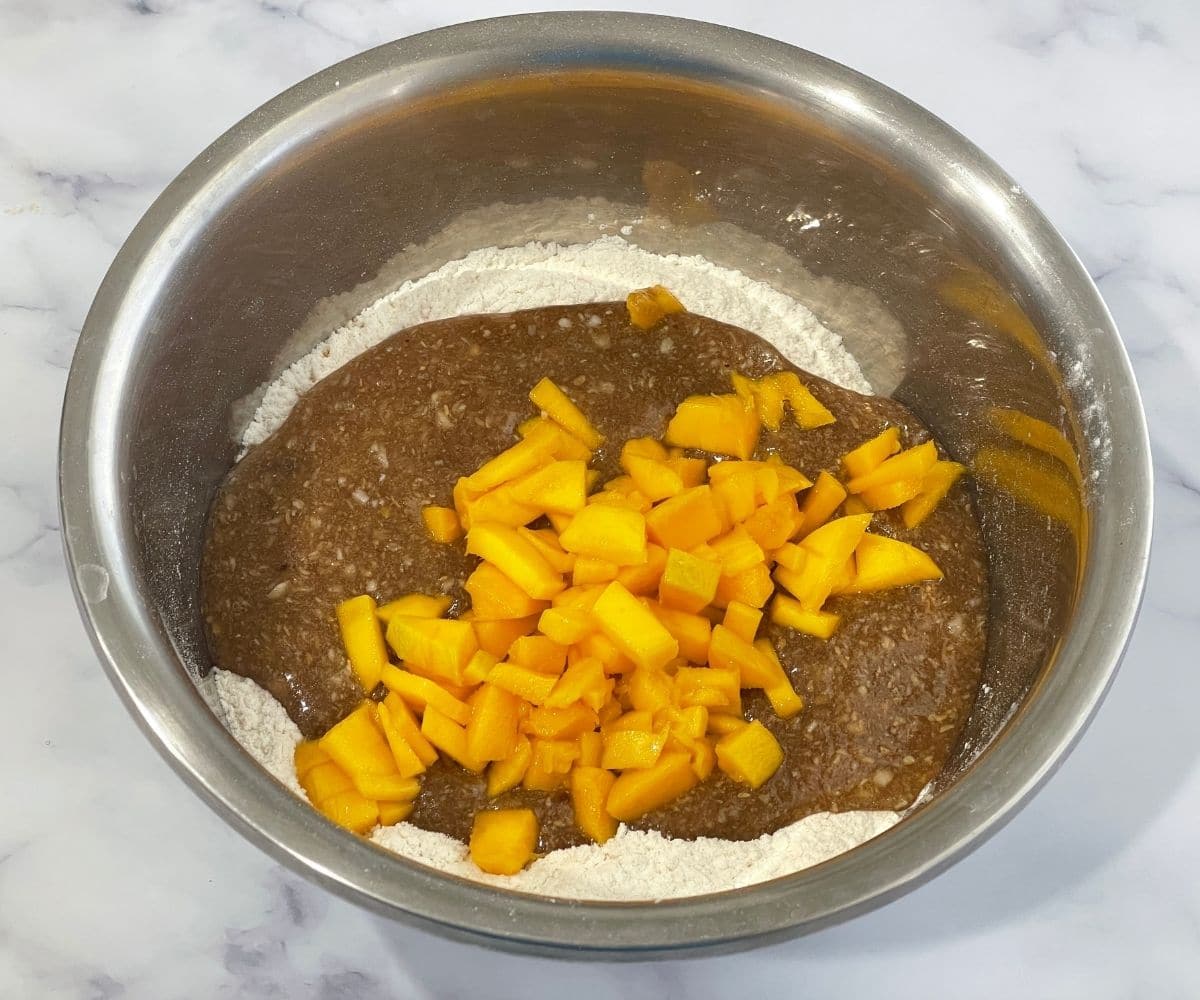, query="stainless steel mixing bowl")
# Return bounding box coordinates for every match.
[59,13,1152,957]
